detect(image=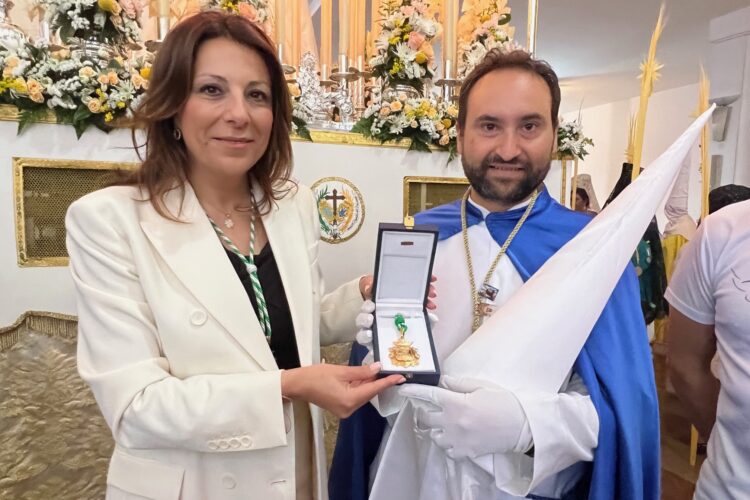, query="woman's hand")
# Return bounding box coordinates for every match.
[281,362,405,418]
[359,275,438,310]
